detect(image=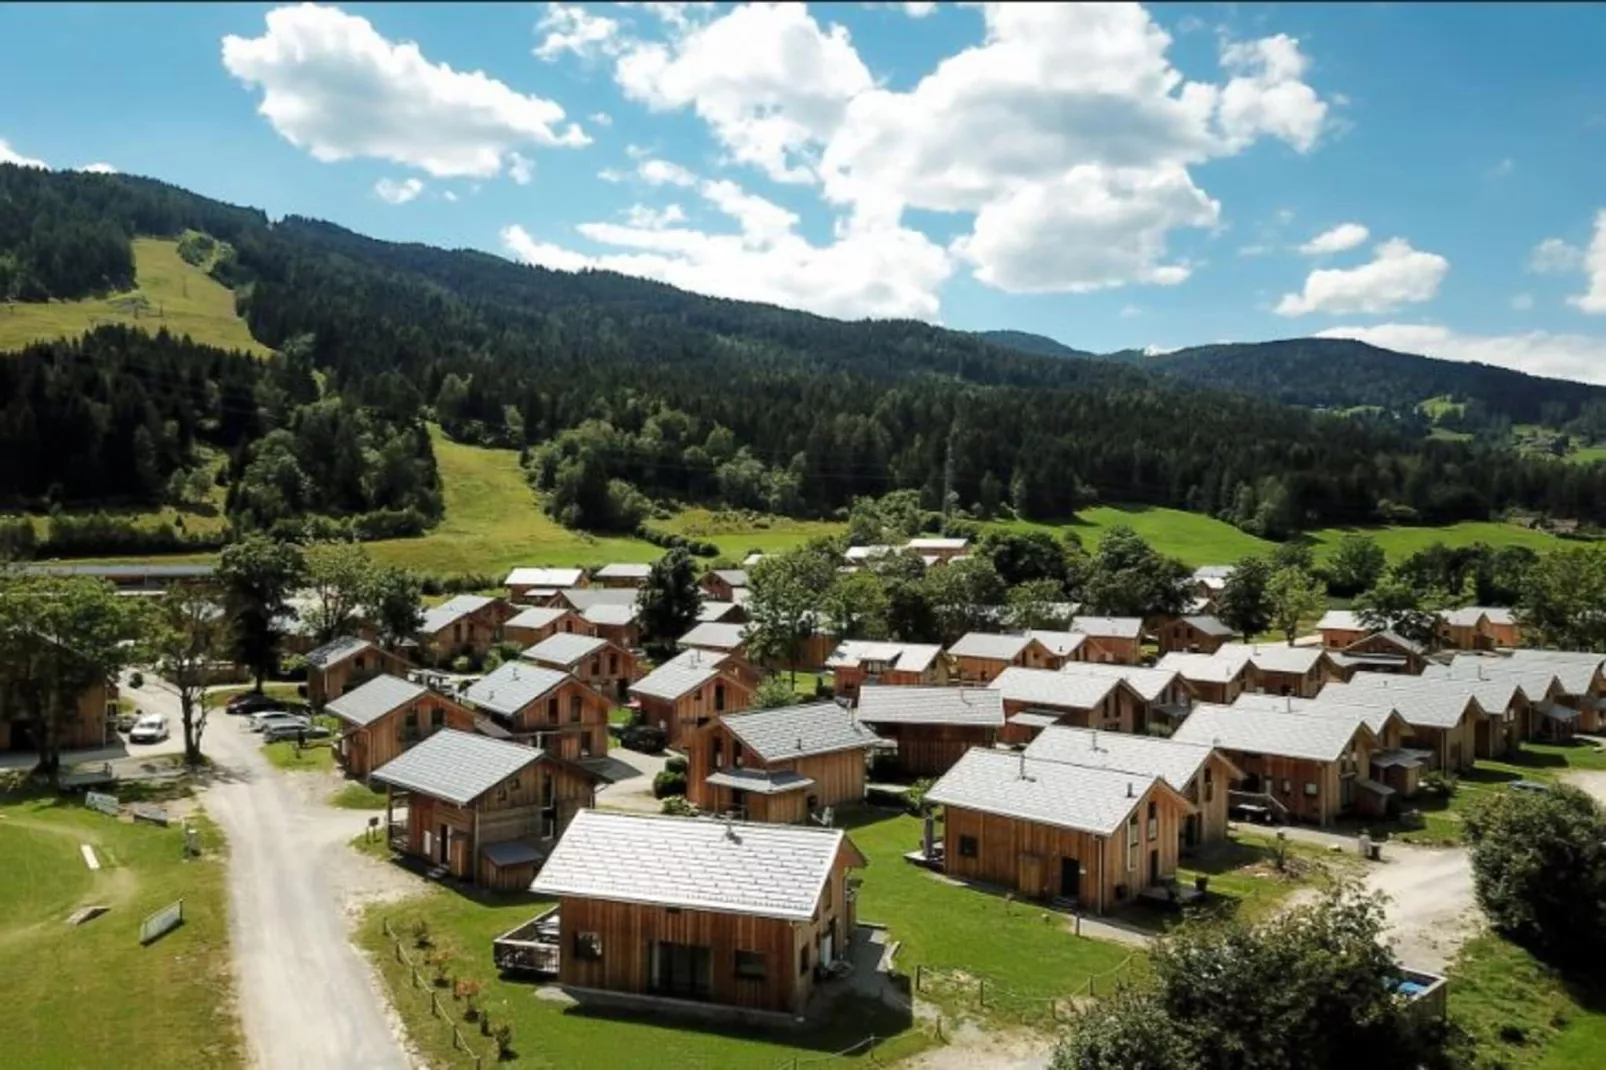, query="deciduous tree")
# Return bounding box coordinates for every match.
[746,545,838,681]
[1325,534,1386,597]
[1266,566,1326,645]
[1216,555,1273,639]
[1082,526,1191,618]
[148,581,229,766]
[218,534,305,691]
[1516,546,1606,651]
[638,548,703,655]
[366,565,424,651]
[302,541,373,644]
